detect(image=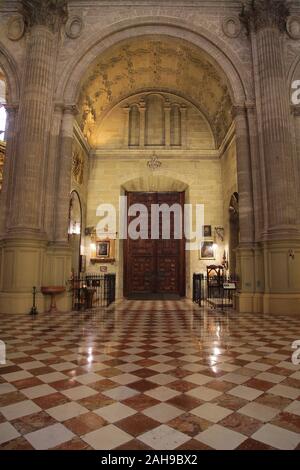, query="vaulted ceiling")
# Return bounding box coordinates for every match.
[77,36,233,148]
